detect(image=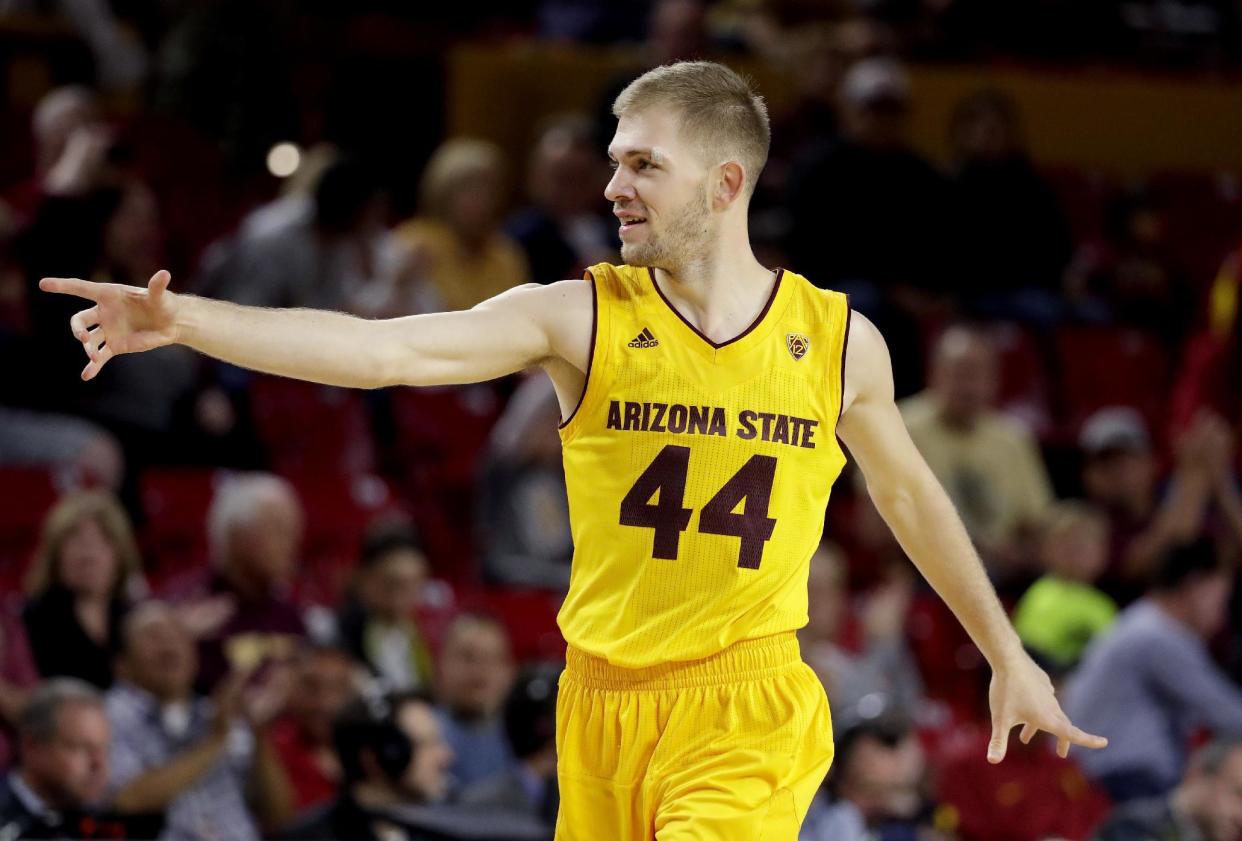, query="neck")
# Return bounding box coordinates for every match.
[650,232,774,344]
[1150,594,1195,632]
[351,780,409,809]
